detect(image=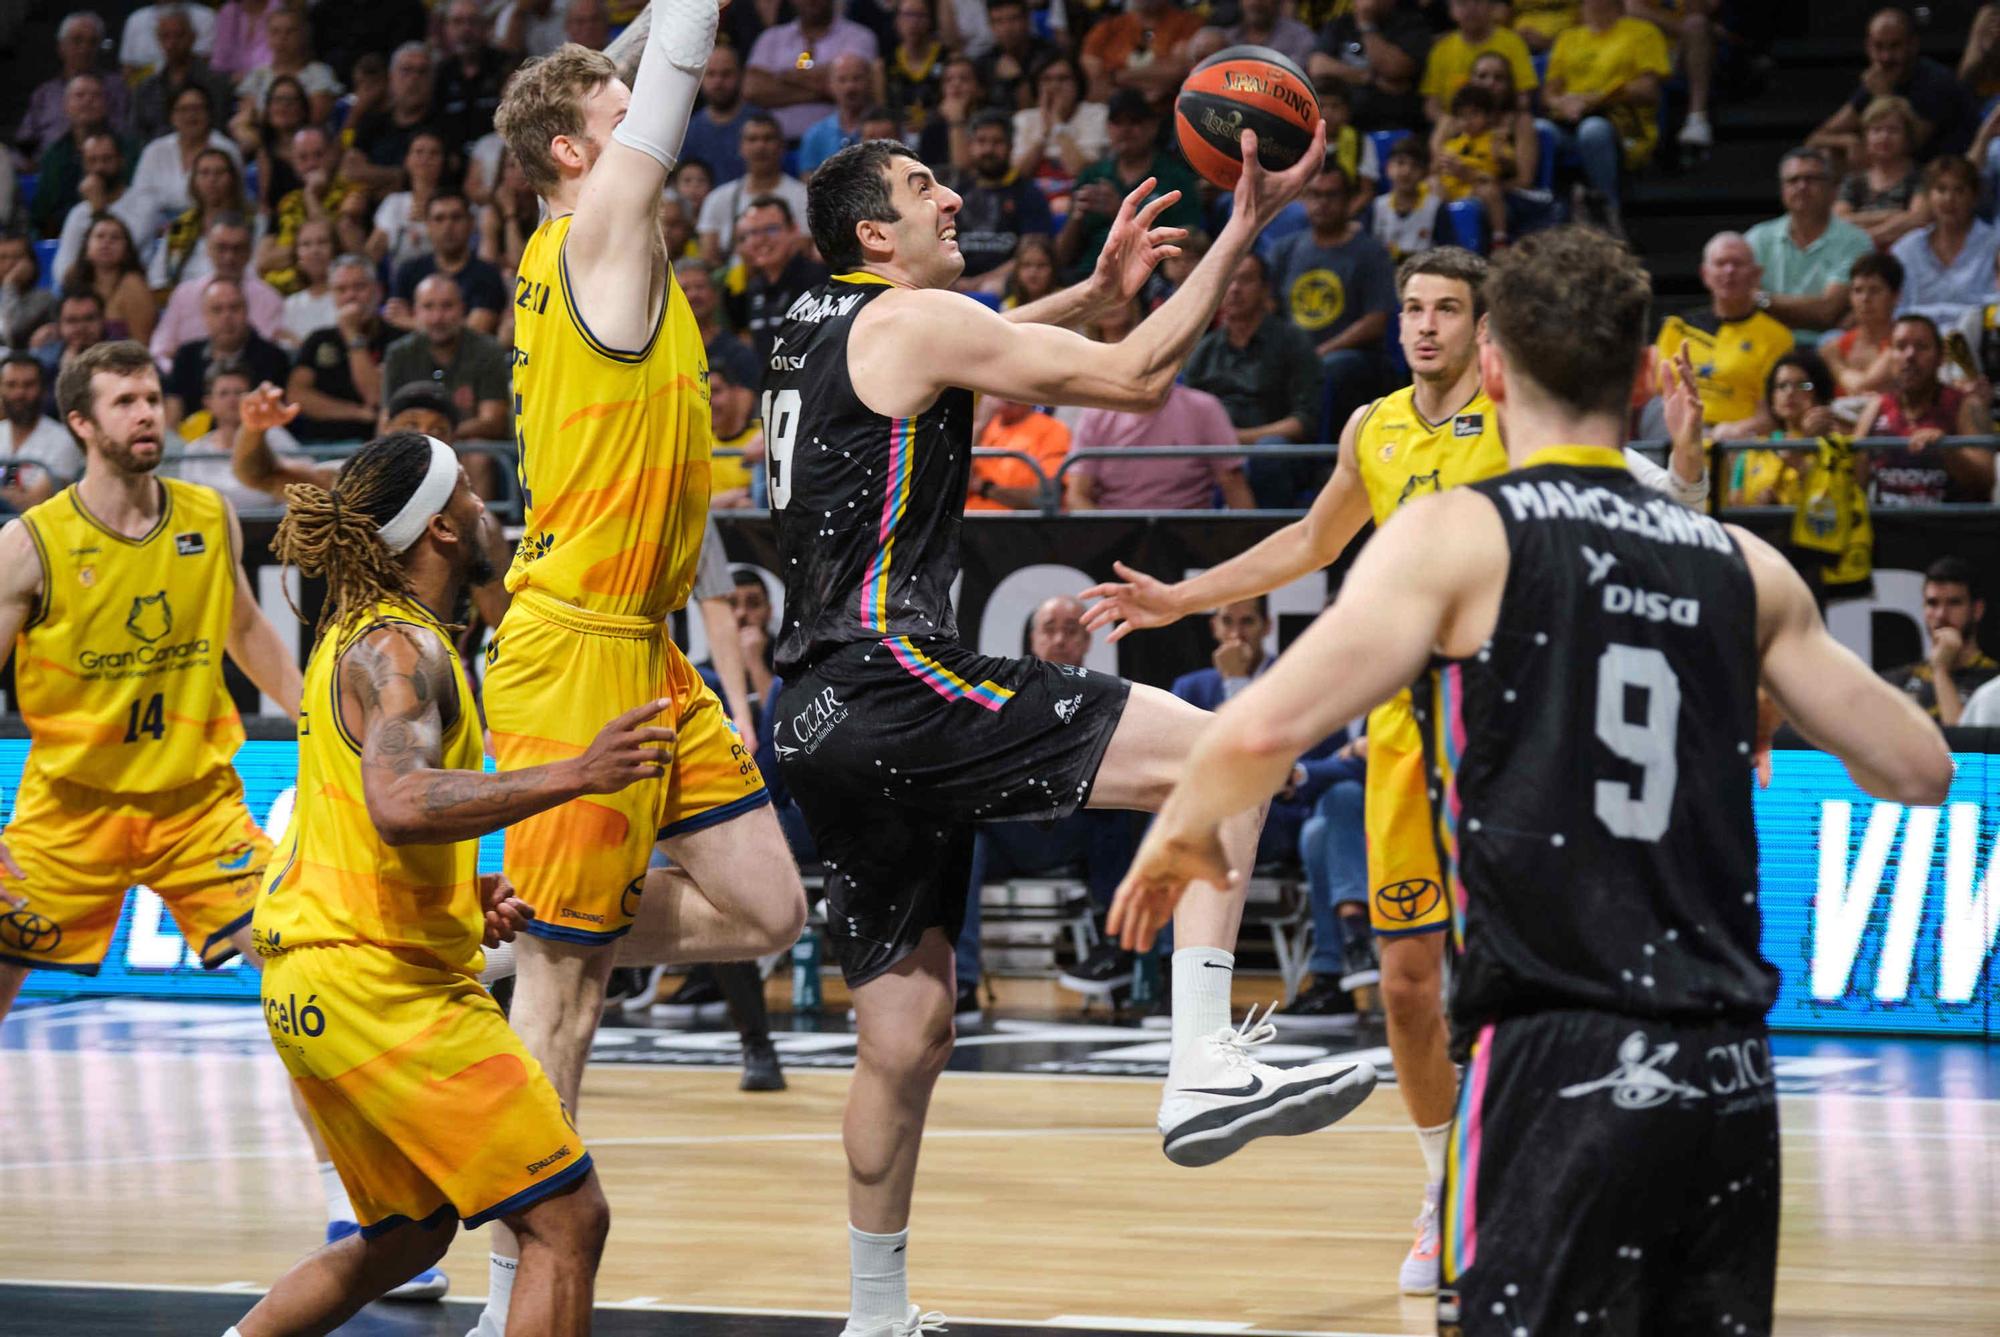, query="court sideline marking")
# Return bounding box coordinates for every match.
[0,1278,1405,1337]
[1,1115,1993,1175]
